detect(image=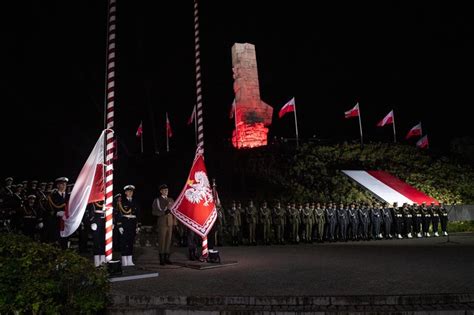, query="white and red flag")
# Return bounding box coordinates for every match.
[416,135,429,149]
[61,130,106,237]
[166,113,173,138]
[376,110,394,127]
[136,121,143,137]
[406,122,422,139]
[171,149,217,238]
[344,103,360,118]
[278,97,296,118]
